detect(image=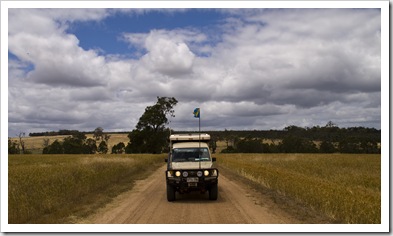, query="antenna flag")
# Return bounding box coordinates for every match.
[193,108,200,118]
